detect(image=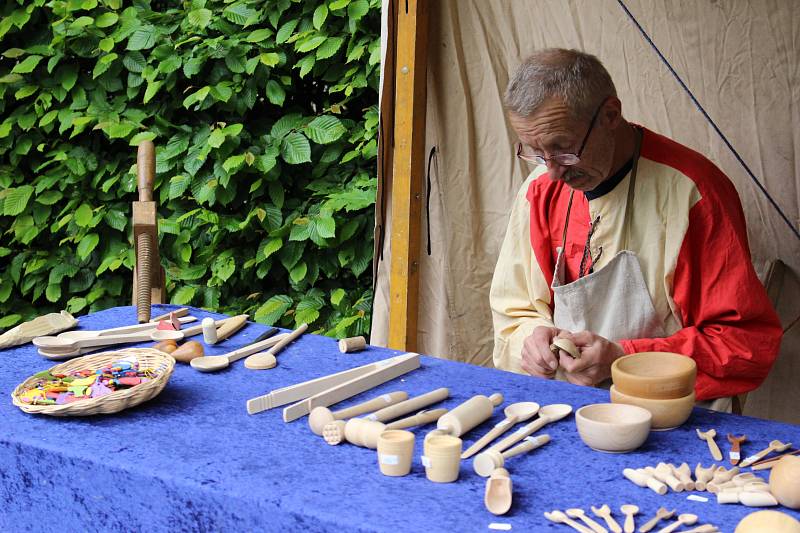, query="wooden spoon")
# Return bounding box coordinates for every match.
[727,433,746,465]
[462,401,540,459]
[57,316,197,341]
[566,508,608,533]
[488,404,572,453]
[696,428,723,461]
[33,328,184,351]
[739,439,793,467]
[484,468,512,515]
[590,505,622,533]
[656,513,697,533]
[544,510,594,533]
[244,323,308,369]
[190,333,288,372]
[619,504,638,533]
[639,507,675,533]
